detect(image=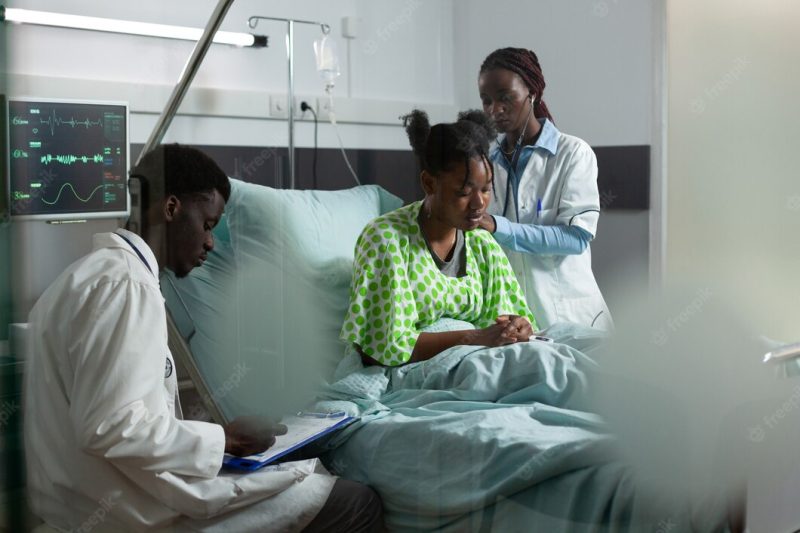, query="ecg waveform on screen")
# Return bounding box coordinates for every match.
[41,182,109,206]
[8,100,129,218]
[38,110,103,136]
[39,154,105,166]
